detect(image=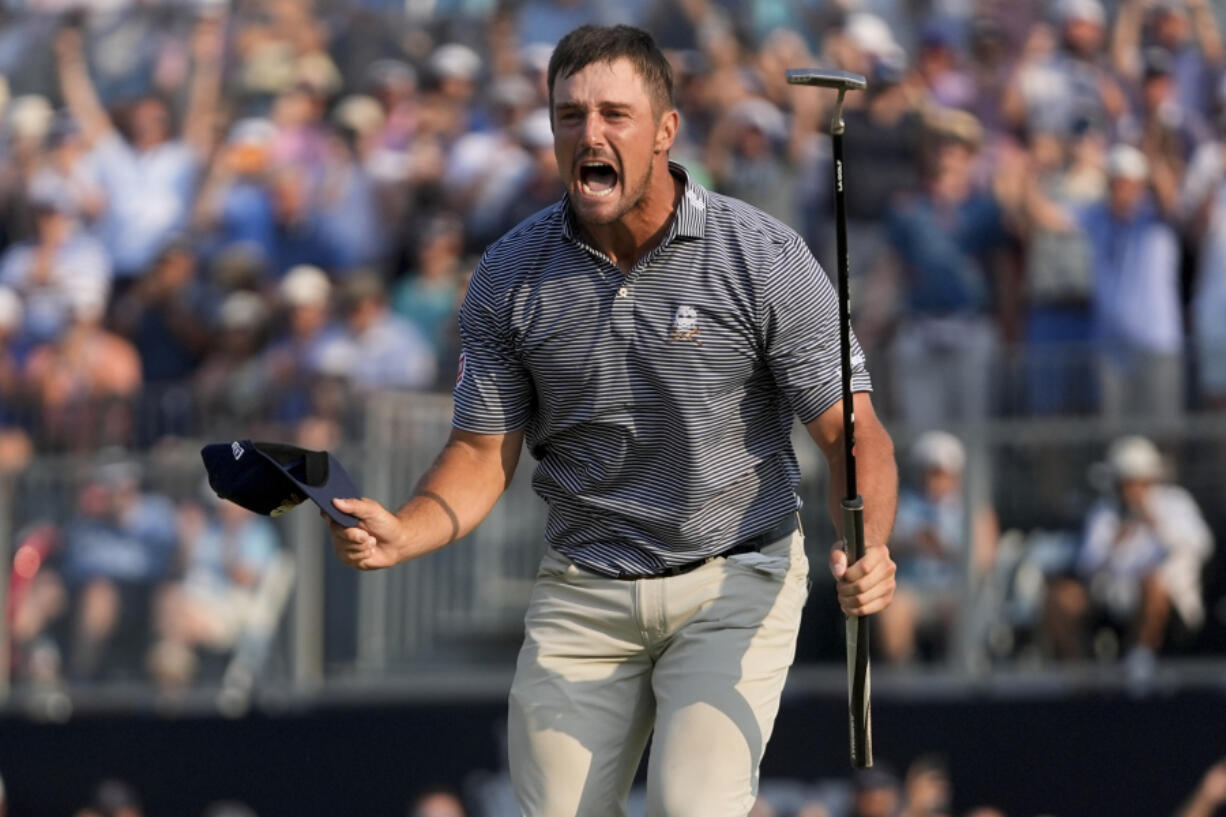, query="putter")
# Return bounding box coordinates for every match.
[786,67,873,769]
